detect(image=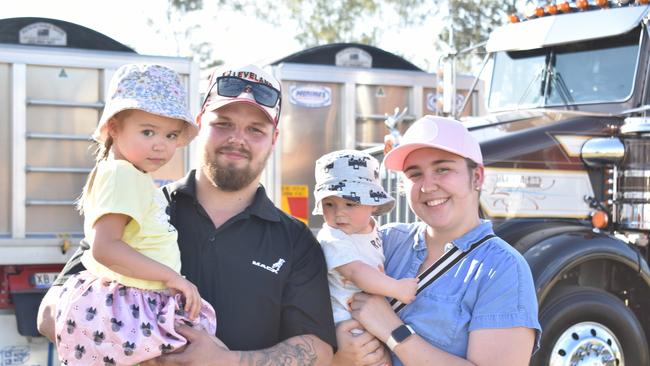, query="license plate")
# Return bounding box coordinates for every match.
[31,272,59,288]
